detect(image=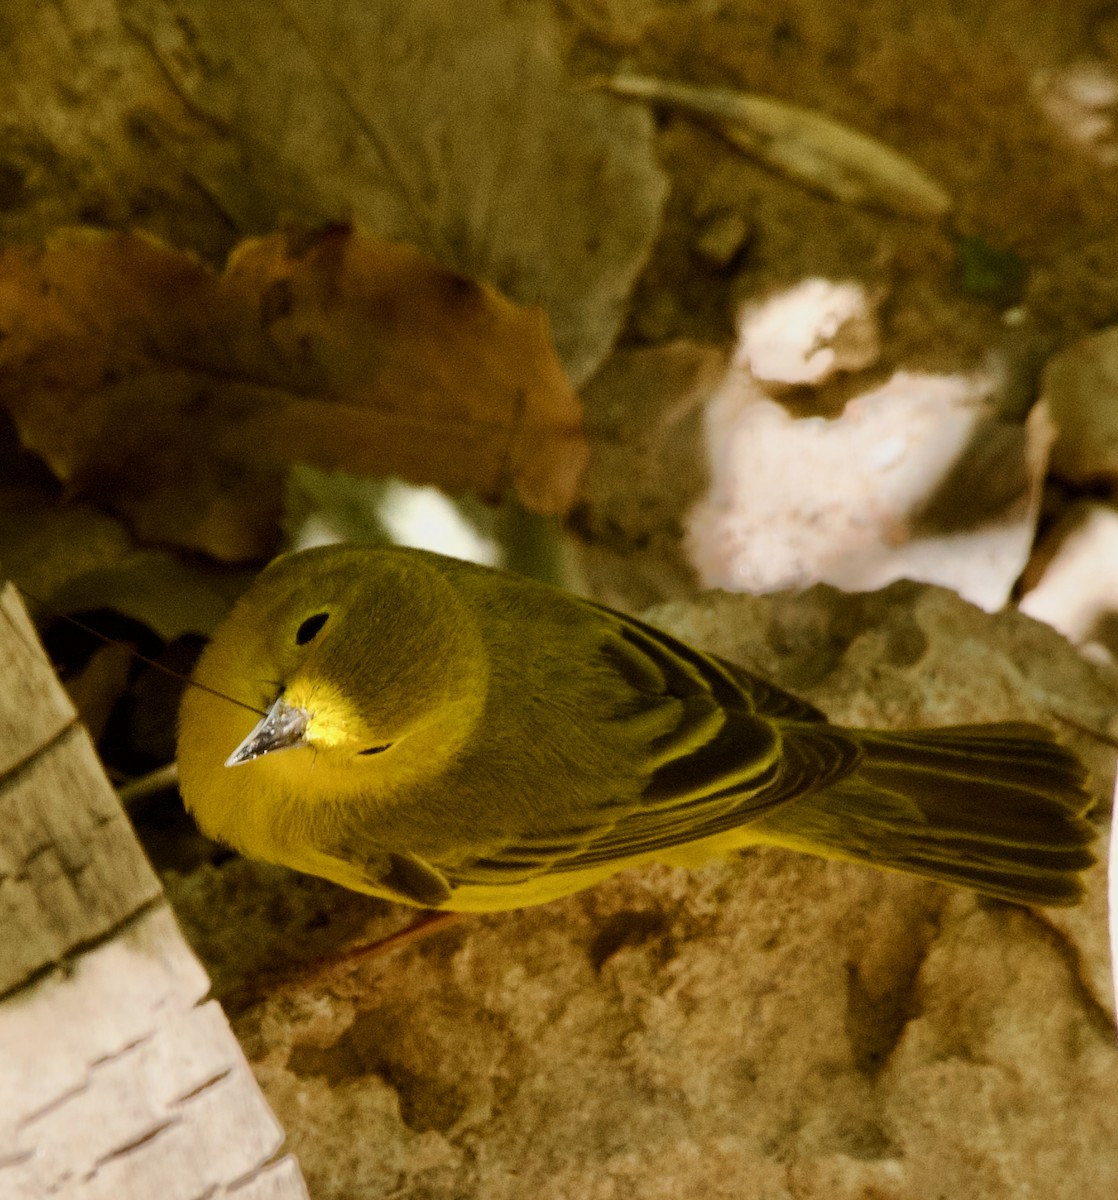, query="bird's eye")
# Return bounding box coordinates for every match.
[358,743,393,756]
[295,612,329,645]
